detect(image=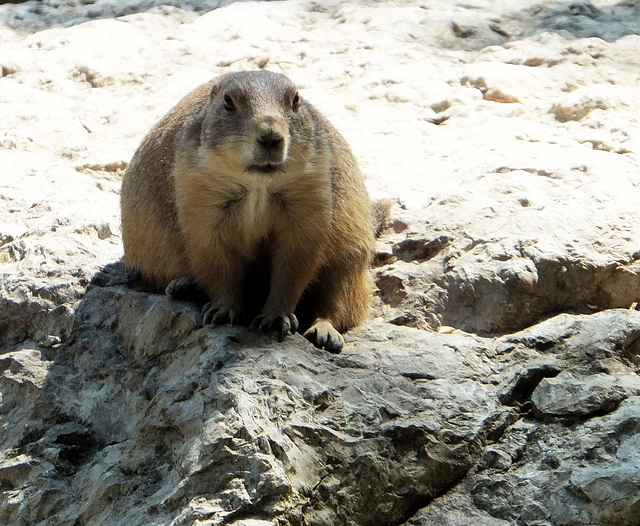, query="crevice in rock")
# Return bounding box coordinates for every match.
[482,410,522,444]
[393,235,453,263]
[400,371,439,381]
[53,426,99,466]
[532,397,625,424]
[622,334,640,368]
[498,365,561,407]
[388,475,466,526]
[504,330,573,352]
